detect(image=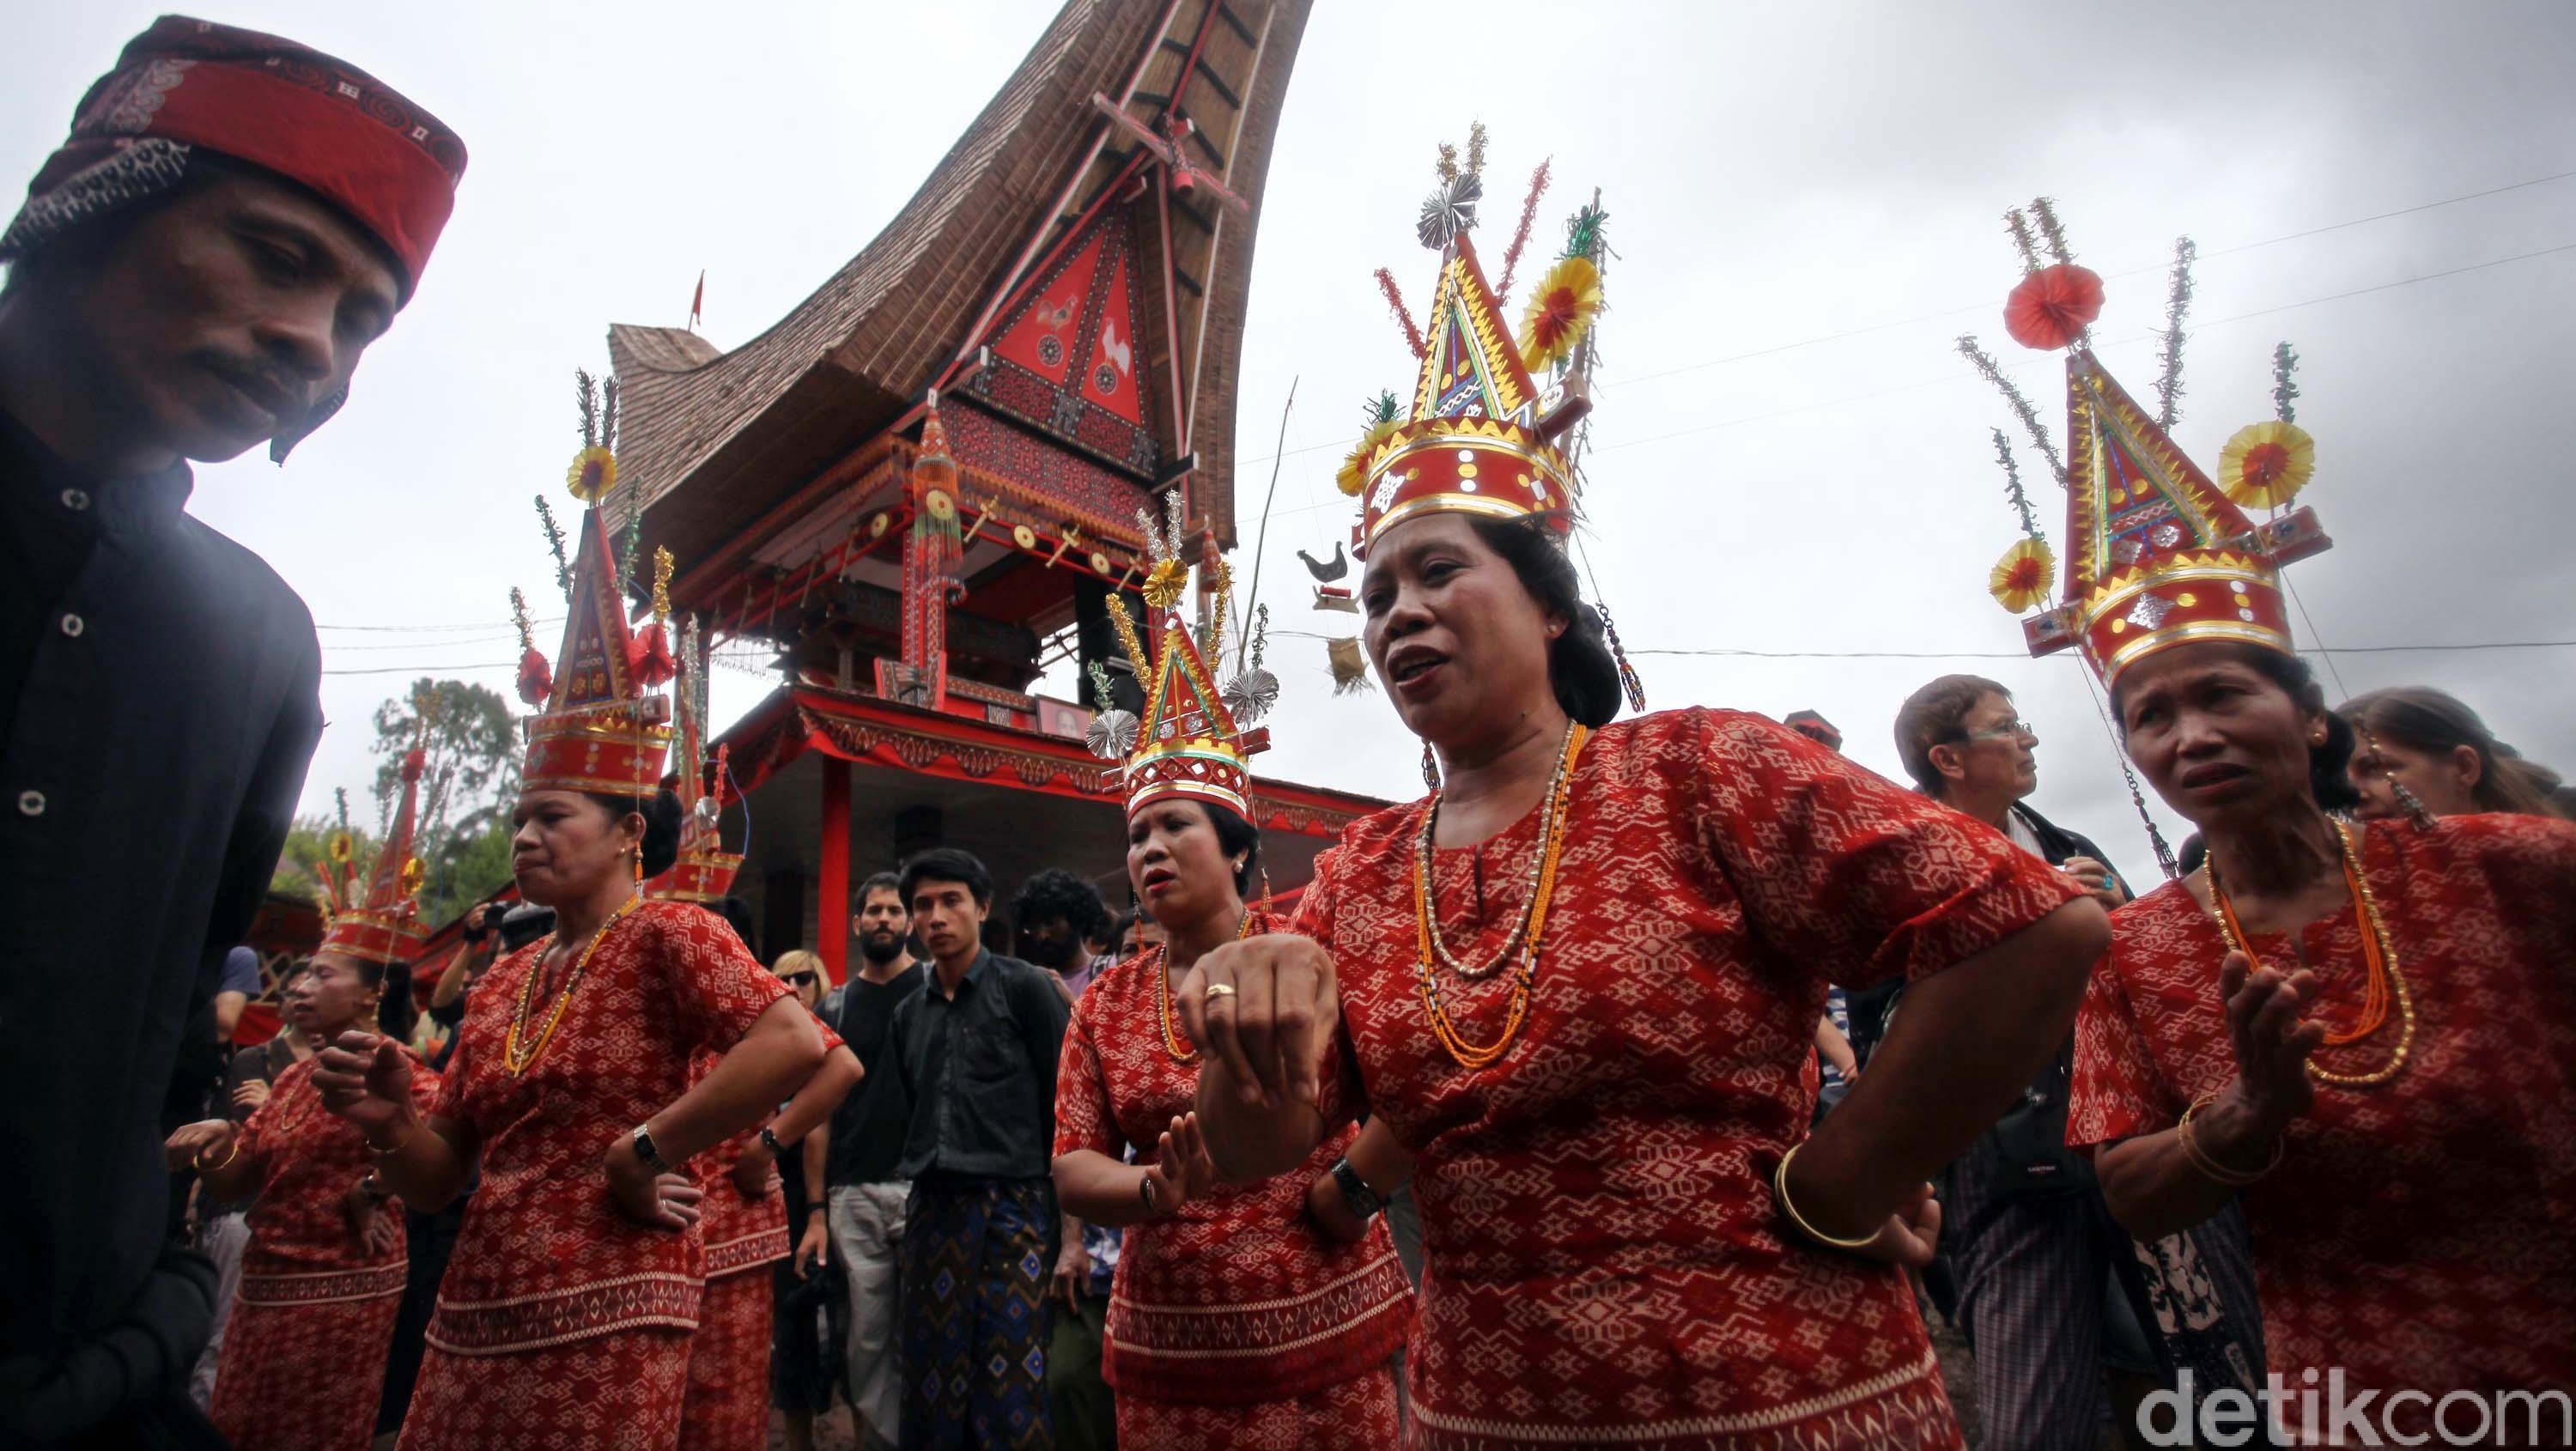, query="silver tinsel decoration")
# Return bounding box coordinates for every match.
[1084,709,1139,761]
[1221,667,1279,725]
[1417,172,1483,250]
